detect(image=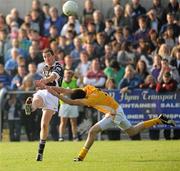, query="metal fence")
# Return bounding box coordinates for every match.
[1,88,180,141]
